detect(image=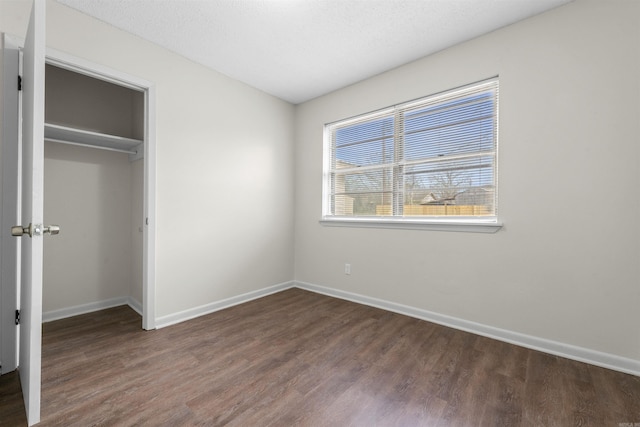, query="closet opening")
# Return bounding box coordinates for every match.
[42,59,154,329]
